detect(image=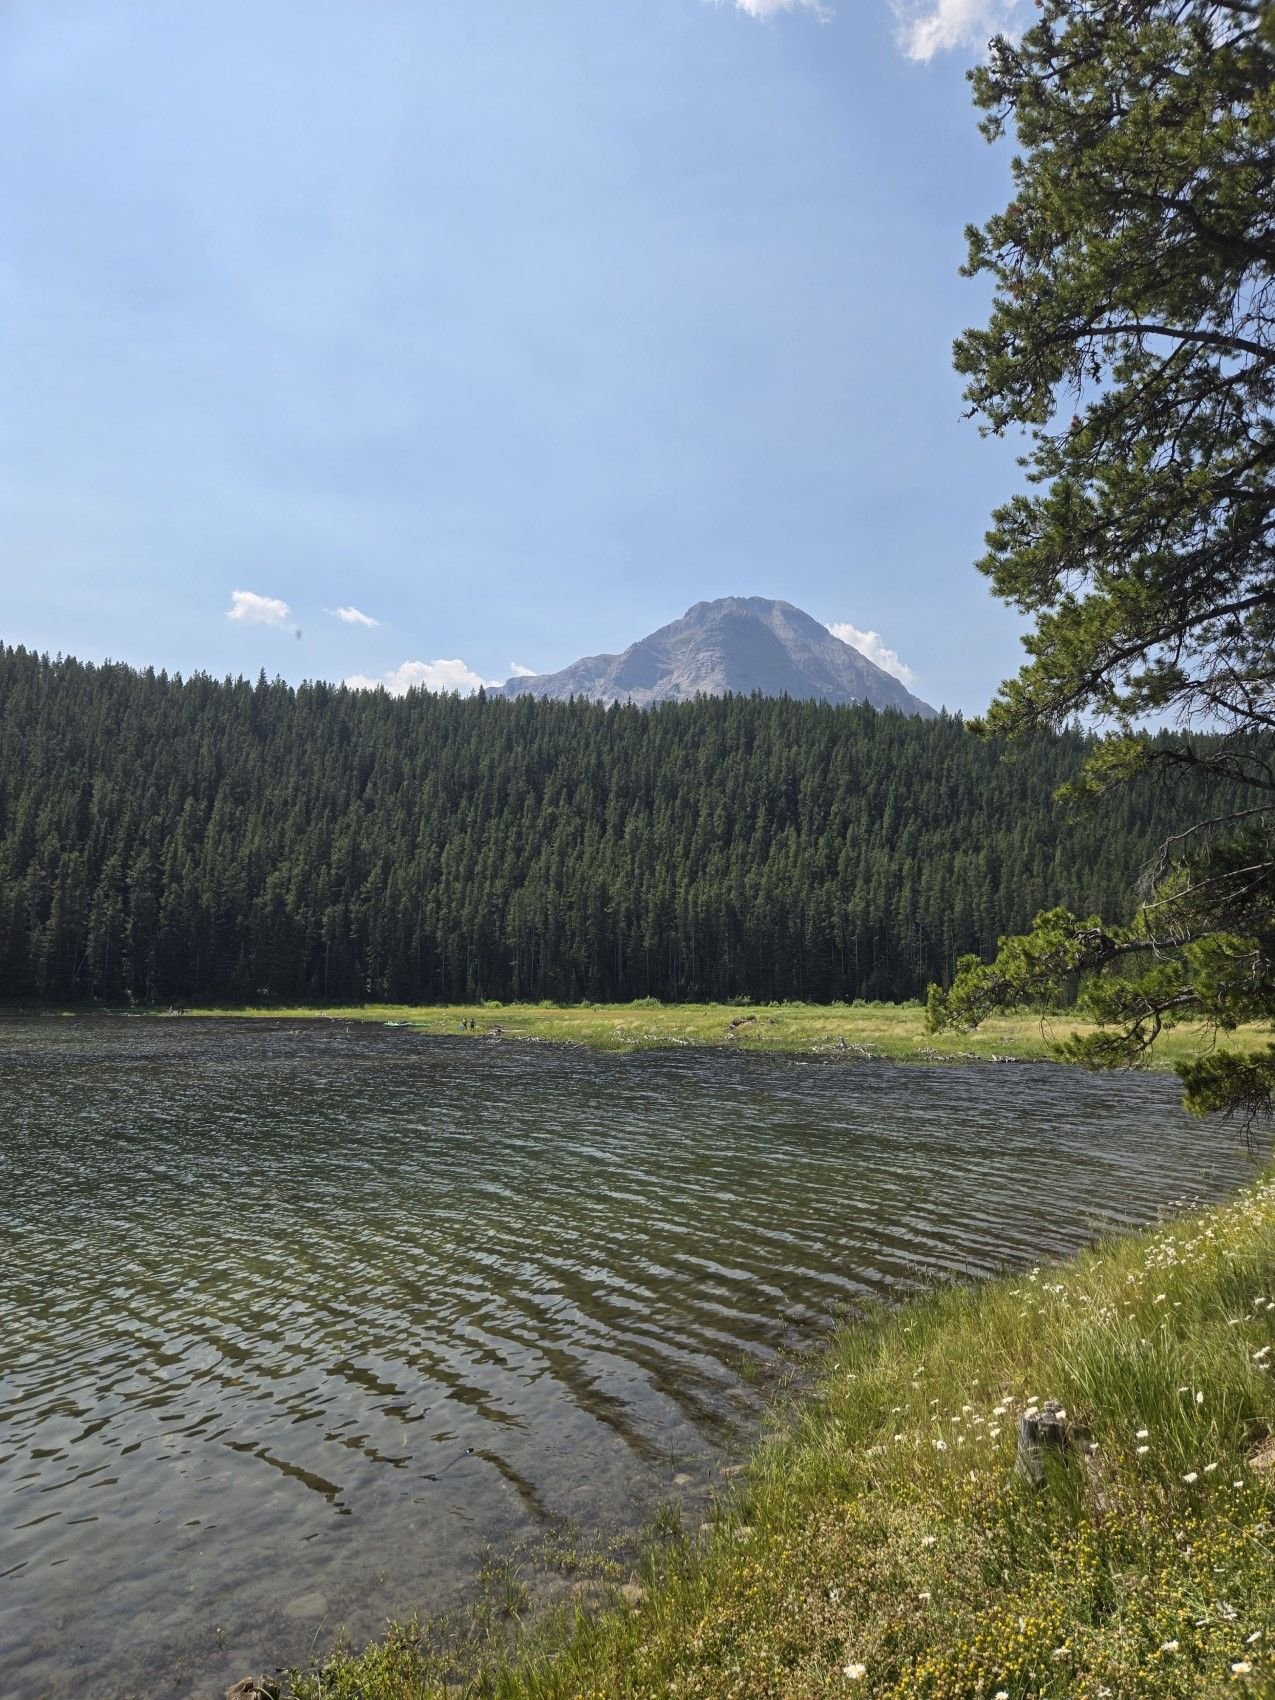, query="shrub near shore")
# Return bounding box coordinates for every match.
[285,1173,1275,1700]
